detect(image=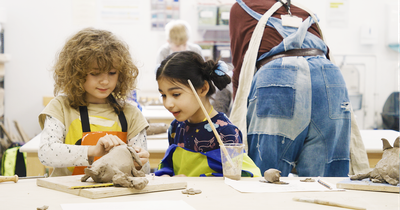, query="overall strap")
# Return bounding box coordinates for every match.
[230,0,283,151]
[79,106,127,133]
[79,106,91,133]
